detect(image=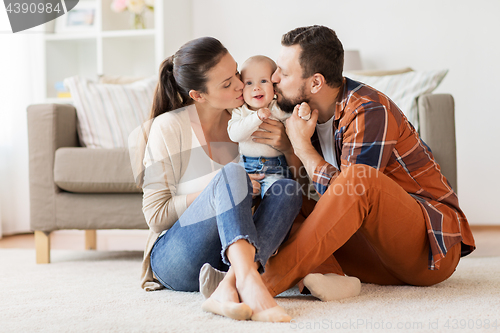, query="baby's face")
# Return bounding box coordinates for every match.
[241,60,275,111]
